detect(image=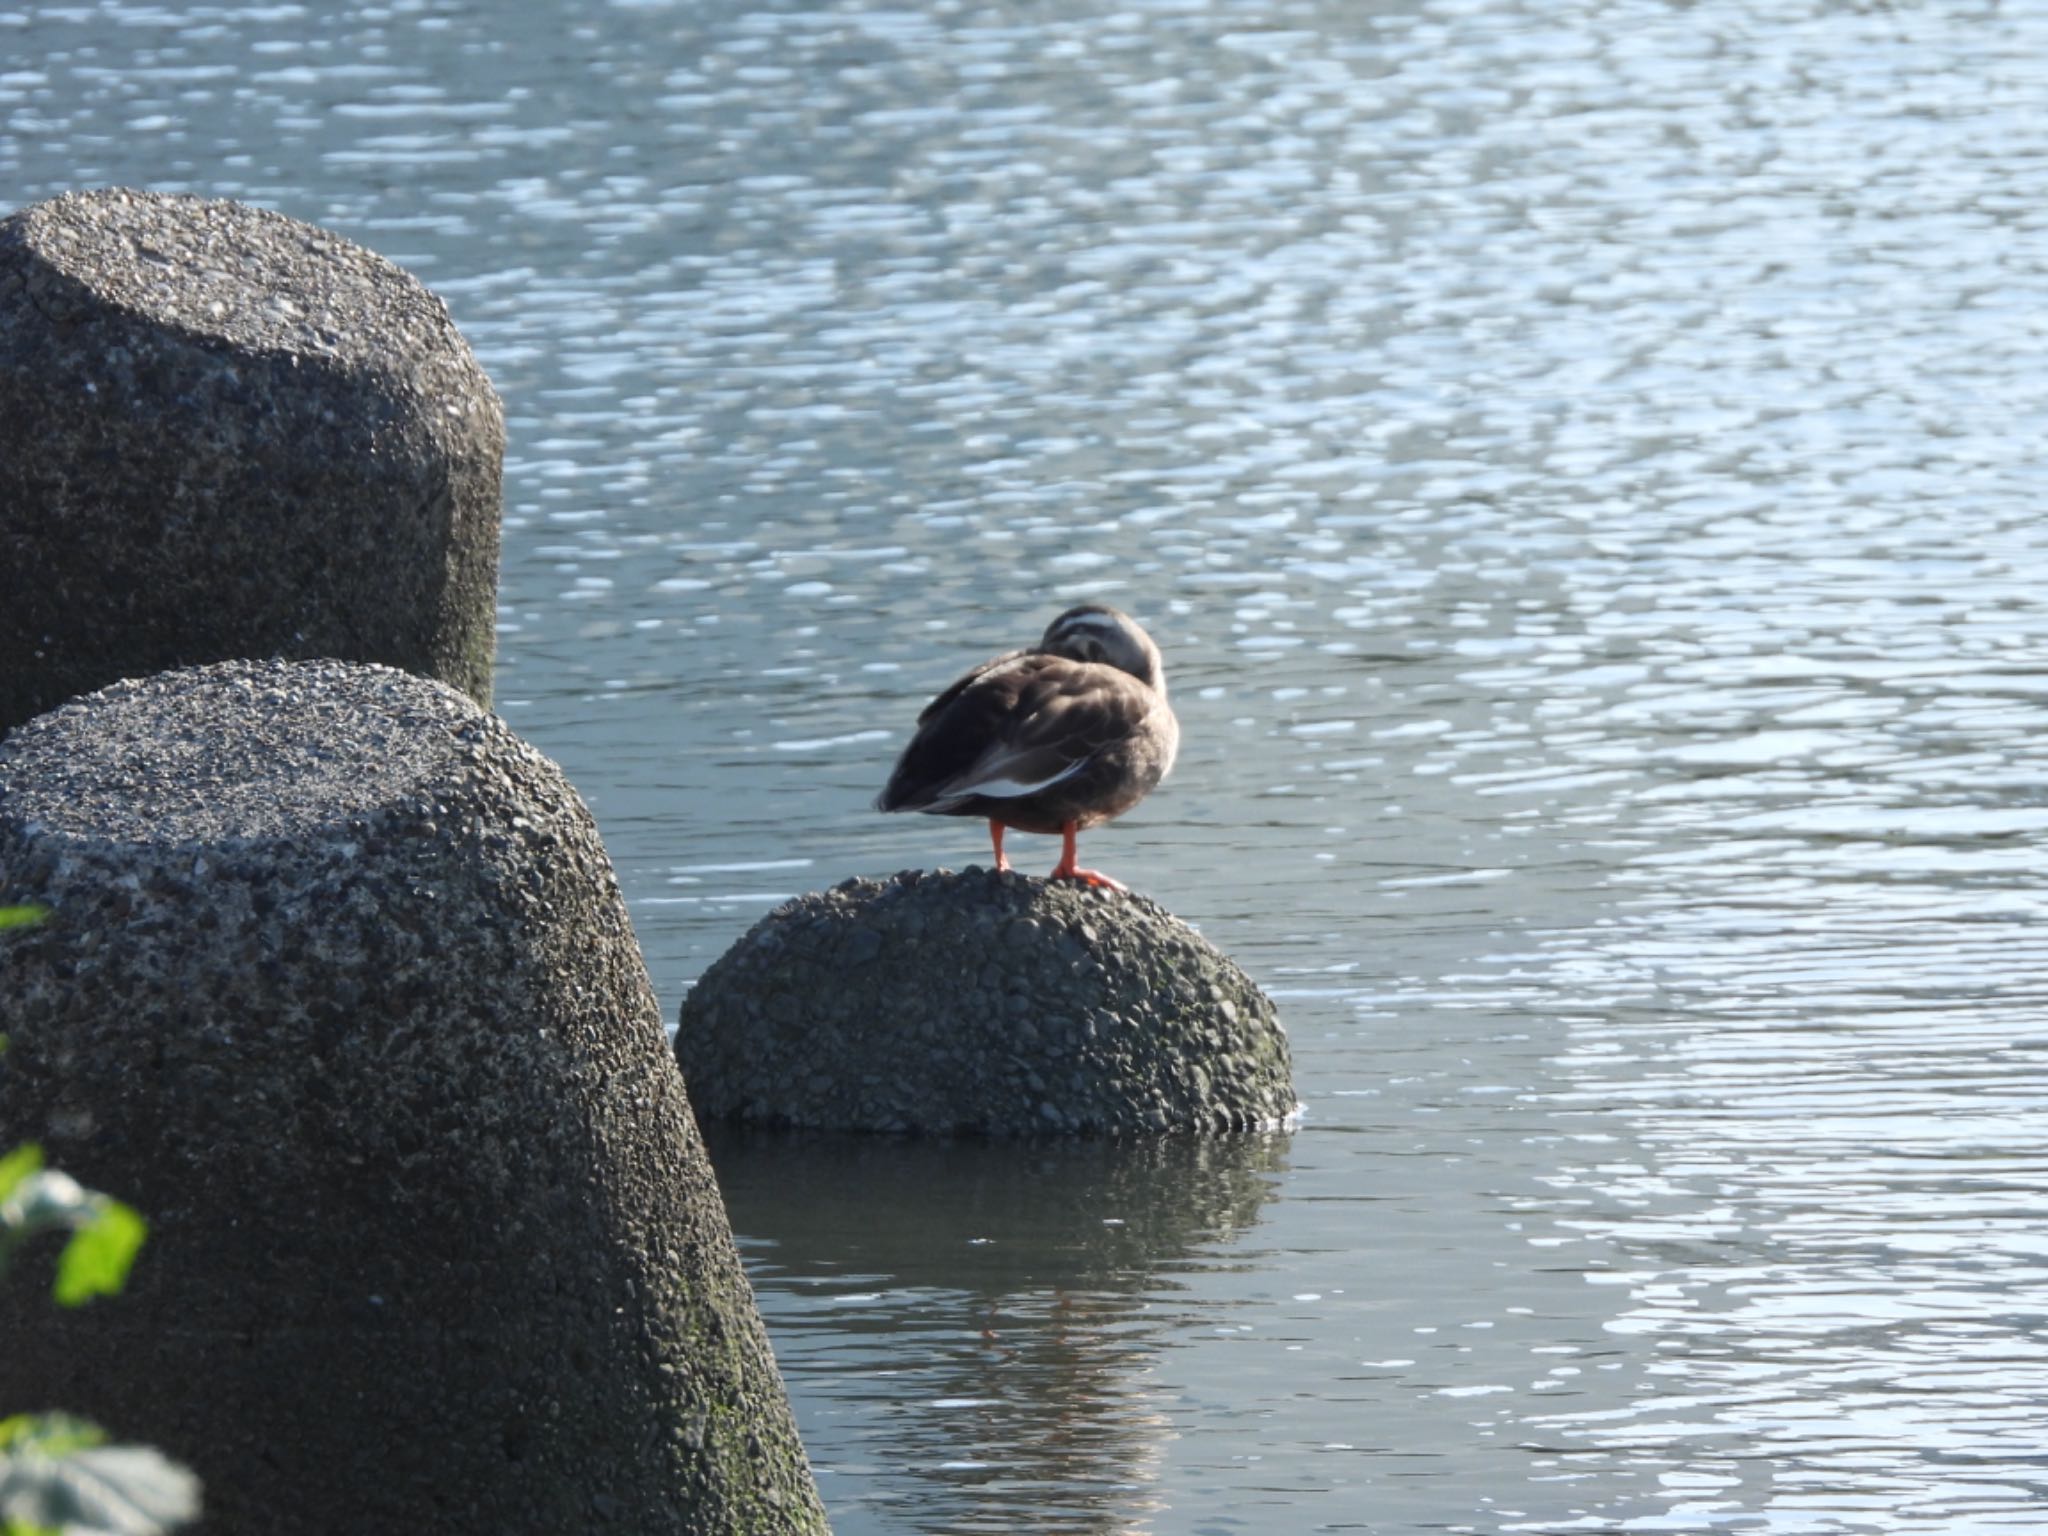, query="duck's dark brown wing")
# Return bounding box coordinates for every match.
[875,653,1156,817]
[914,647,1028,727]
